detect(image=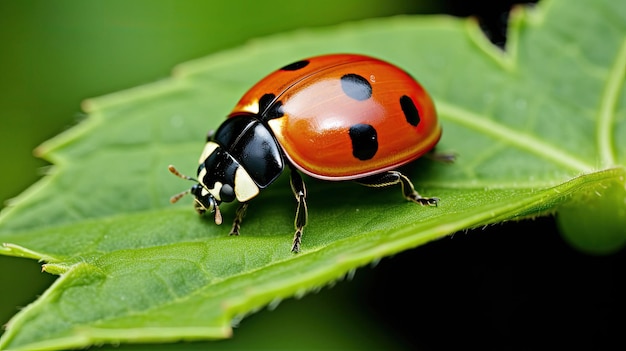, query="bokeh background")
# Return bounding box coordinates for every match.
[2,0,624,349]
